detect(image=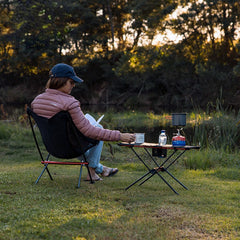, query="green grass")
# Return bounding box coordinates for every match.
[0,122,240,240]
